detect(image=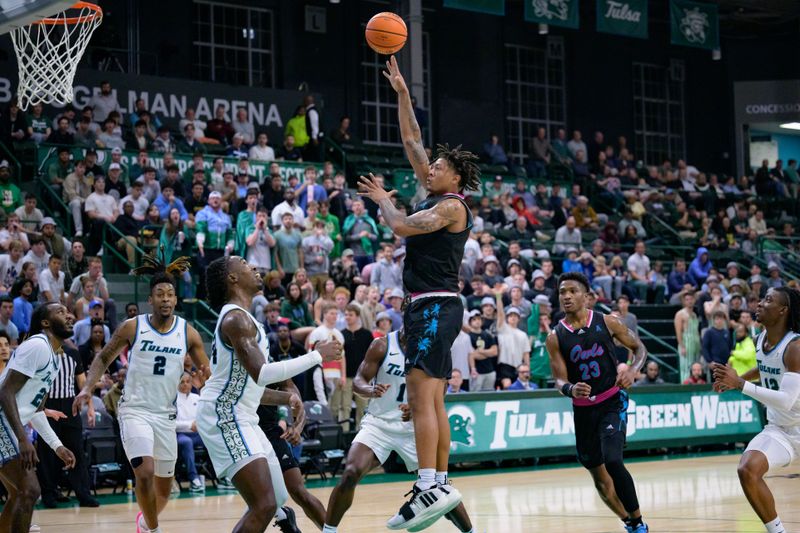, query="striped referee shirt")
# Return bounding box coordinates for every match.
[49,349,84,400]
